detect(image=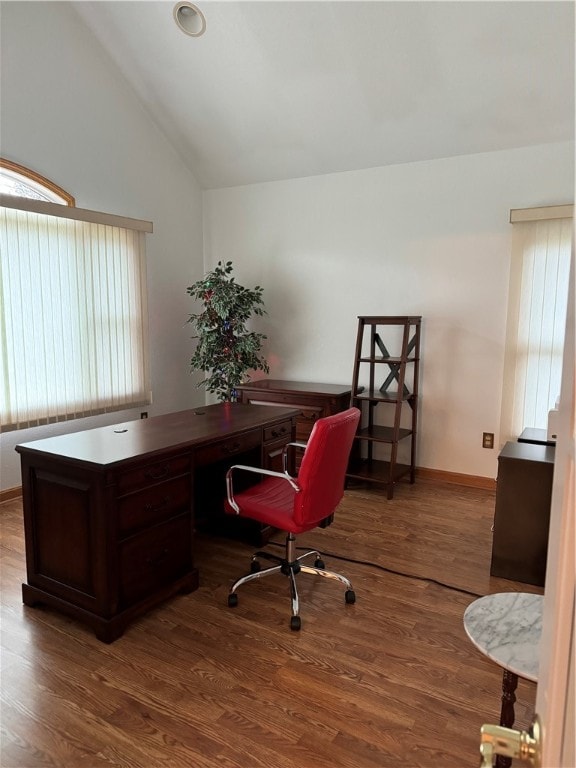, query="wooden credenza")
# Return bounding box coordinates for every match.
[236,380,353,467]
[16,403,297,642]
[490,441,555,587]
